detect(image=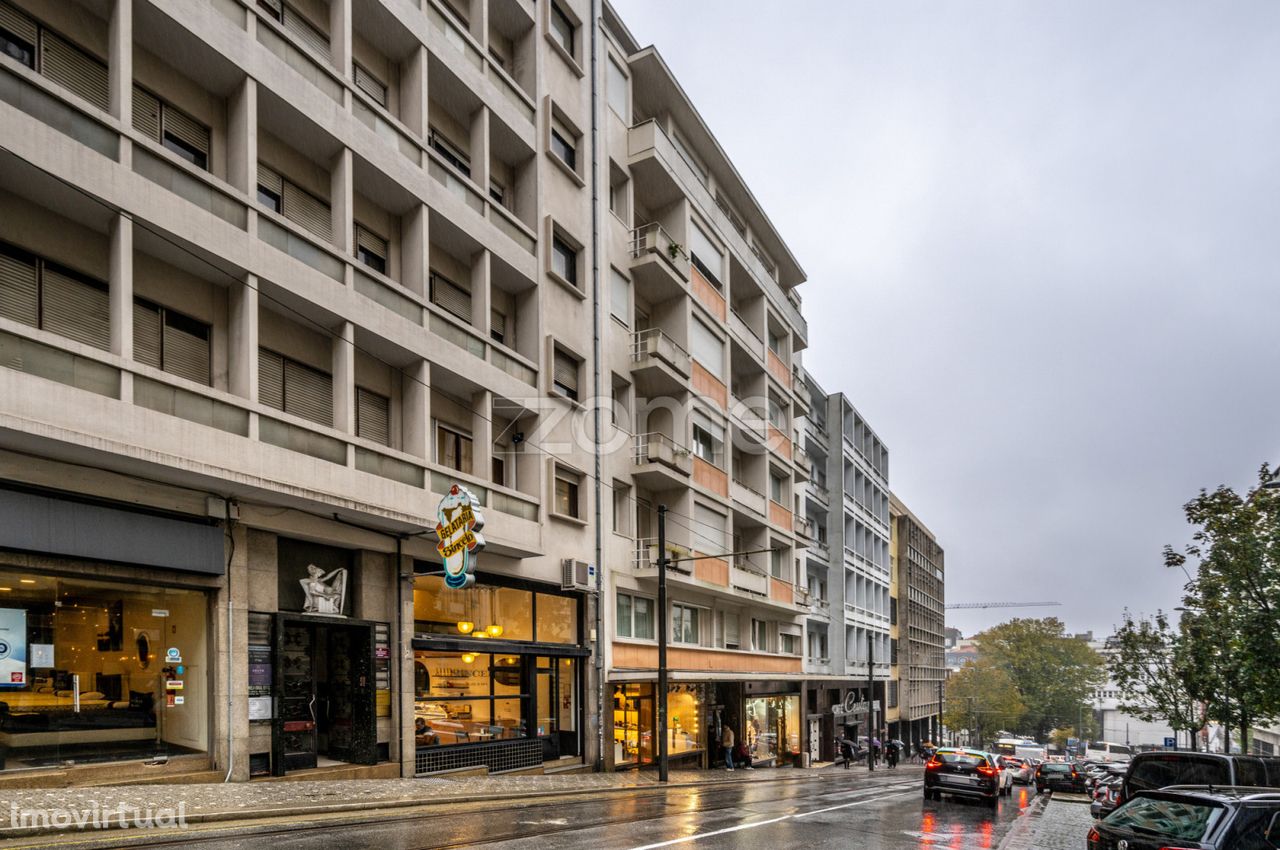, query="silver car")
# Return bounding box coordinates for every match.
[1000,755,1034,785]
